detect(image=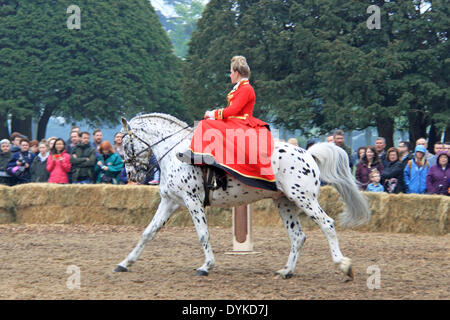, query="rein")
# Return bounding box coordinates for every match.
[122,123,193,177]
